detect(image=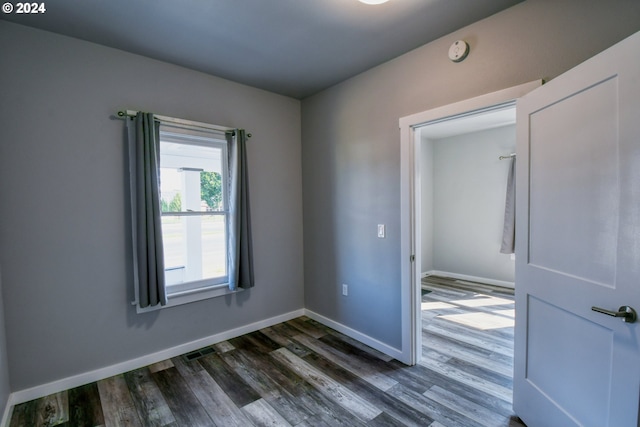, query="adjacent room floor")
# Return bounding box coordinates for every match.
[8,278,524,426]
